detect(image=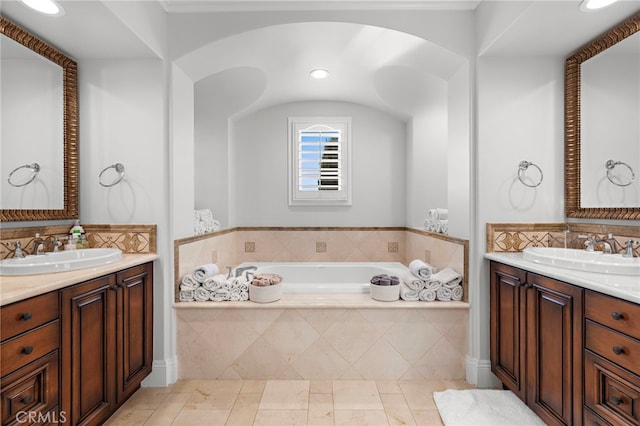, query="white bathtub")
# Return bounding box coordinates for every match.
[235,262,409,294]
